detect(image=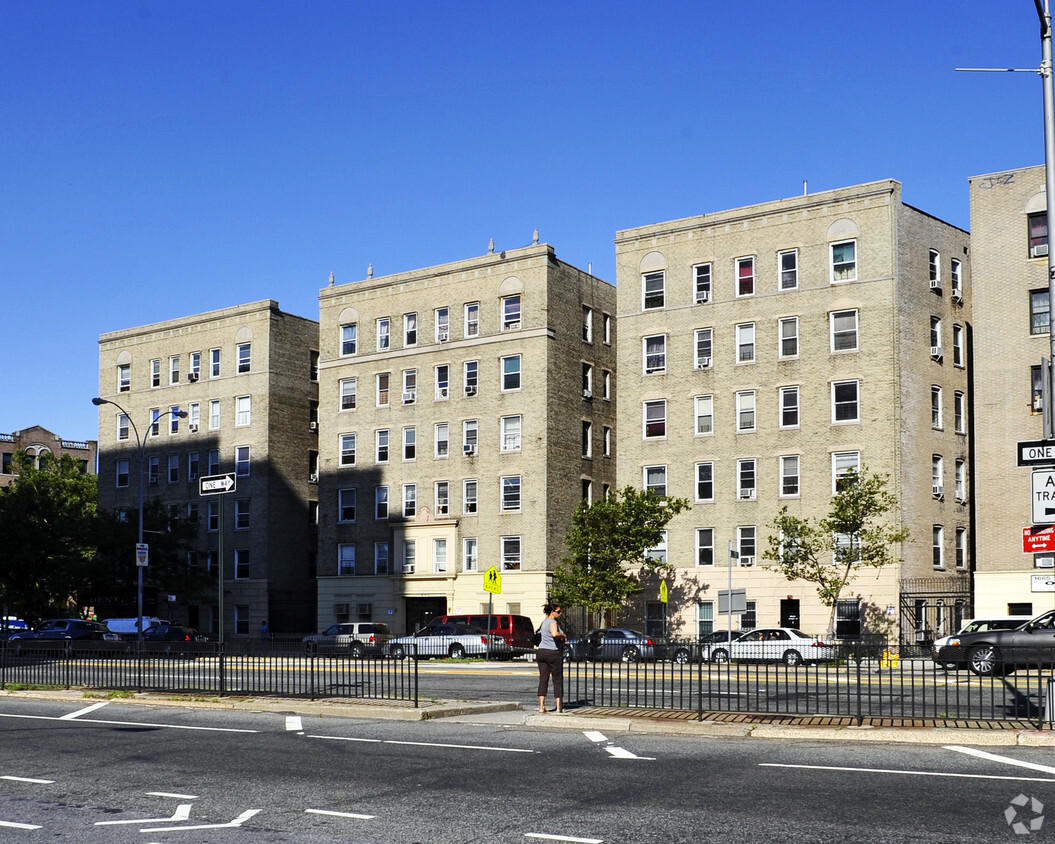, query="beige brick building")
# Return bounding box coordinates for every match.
[316,242,617,634]
[614,180,972,647]
[0,425,96,488]
[95,300,319,636]
[970,164,1055,616]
